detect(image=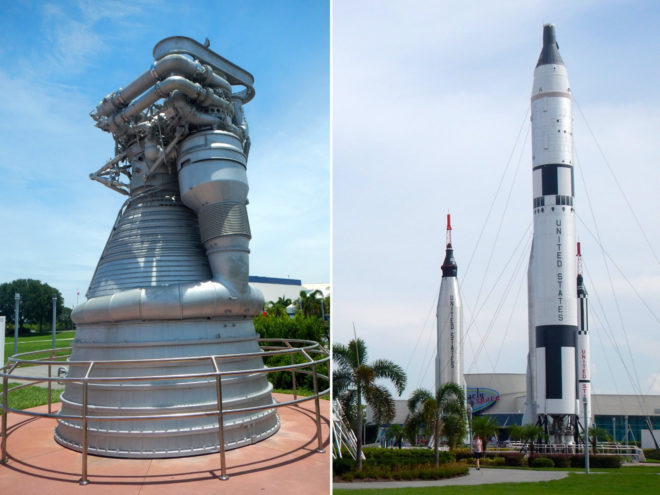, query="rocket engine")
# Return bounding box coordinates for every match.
[55,37,279,458]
